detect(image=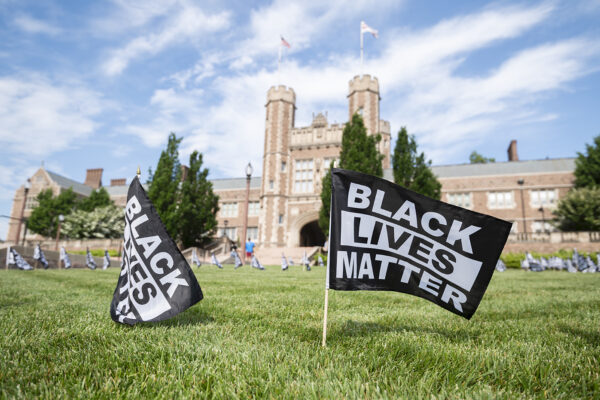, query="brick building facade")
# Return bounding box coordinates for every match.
[6,75,577,249]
